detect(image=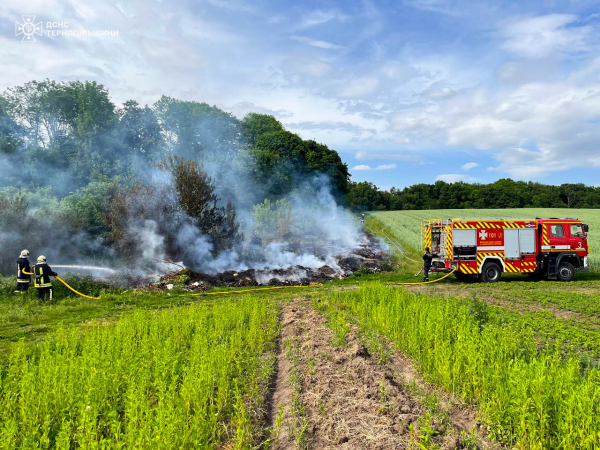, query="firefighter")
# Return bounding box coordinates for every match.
[422,247,435,282]
[32,255,58,301]
[361,213,365,224]
[15,249,31,293]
